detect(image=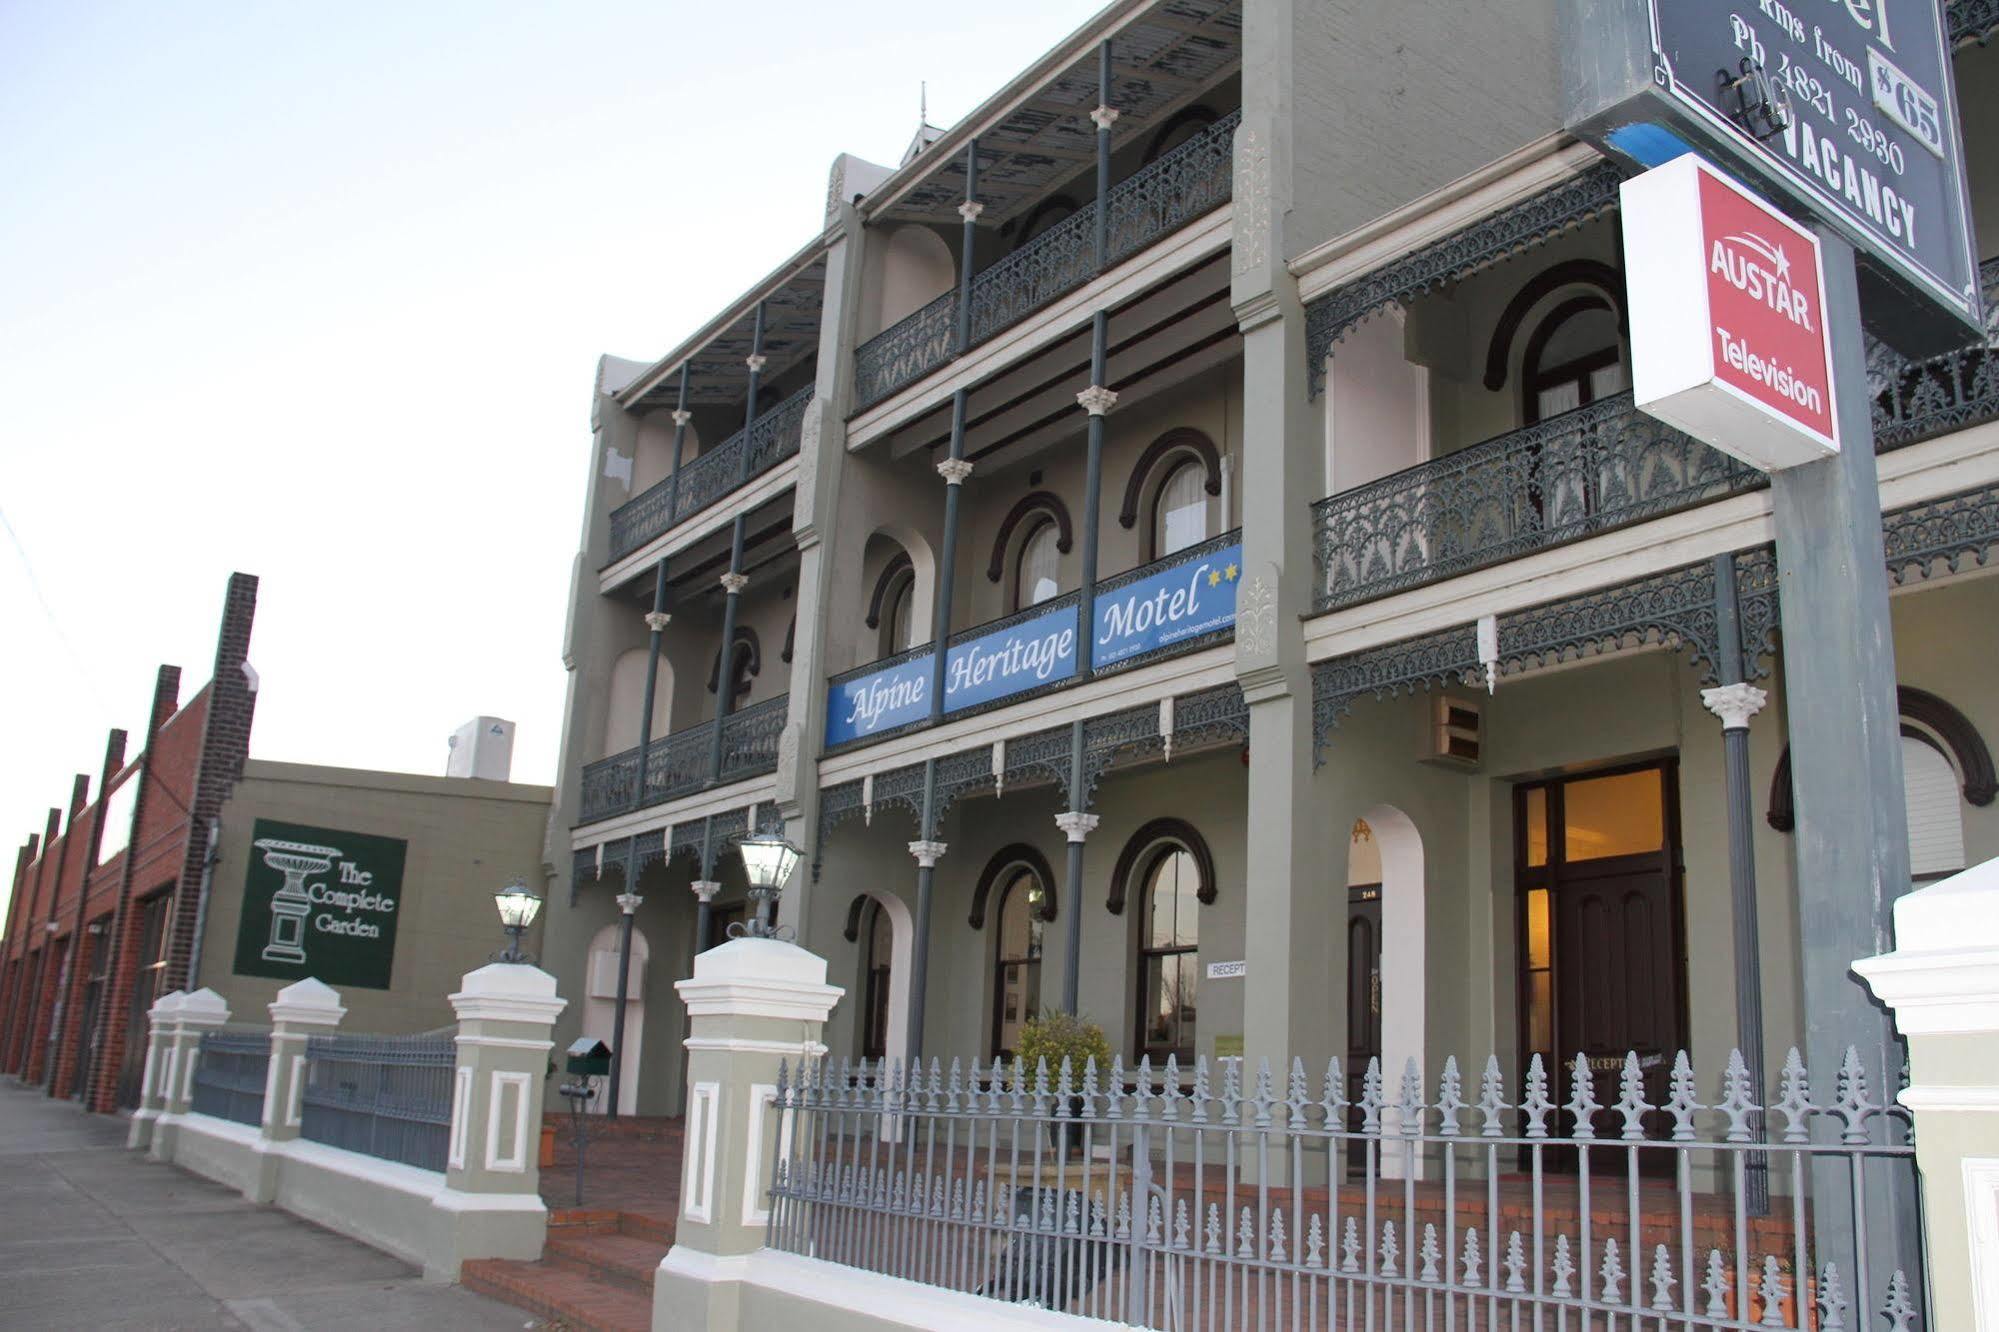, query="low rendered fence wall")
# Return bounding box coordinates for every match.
[300,1029,454,1172]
